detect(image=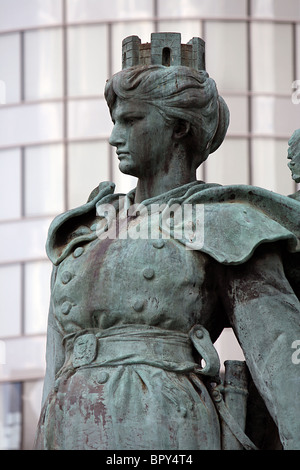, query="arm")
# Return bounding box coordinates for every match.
[41,266,65,406]
[220,244,300,450]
